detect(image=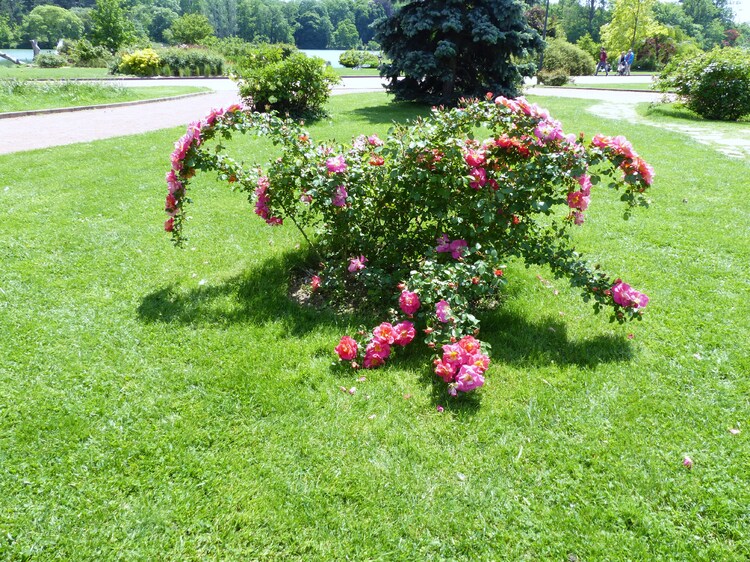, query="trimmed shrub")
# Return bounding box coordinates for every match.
[538,69,568,86]
[542,38,596,76]
[232,42,297,74]
[158,47,225,76]
[34,53,67,68]
[235,51,340,119]
[339,49,379,69]
[656,47,750,121]
[116,48,161,76]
